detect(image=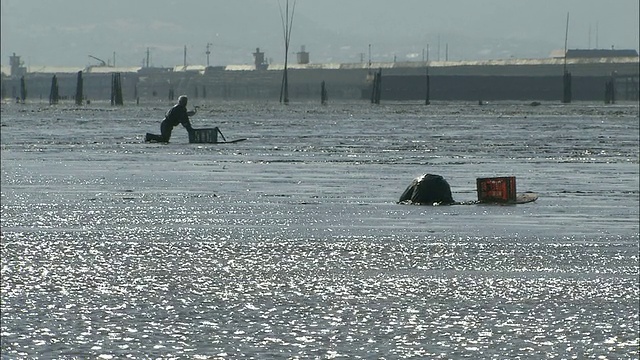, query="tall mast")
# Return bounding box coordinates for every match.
[563,12,570,73]
[279,0,296,104]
